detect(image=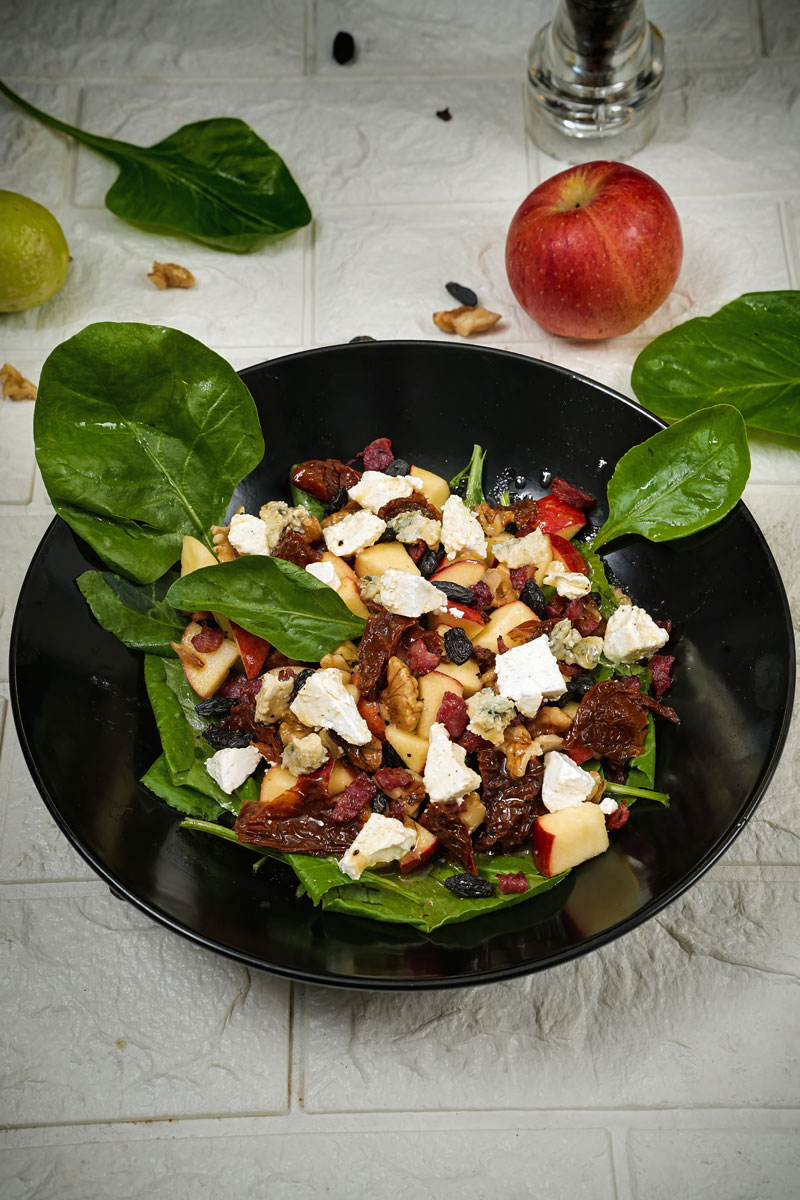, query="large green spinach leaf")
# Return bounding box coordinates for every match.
[142,755,225,821]
[631,292,800,438]
[574,542,619,619]
[592,406,750,549]
[166,556,366,660]
[35,323,264,583]
[0,79,311,251]
[77,569,183,655]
